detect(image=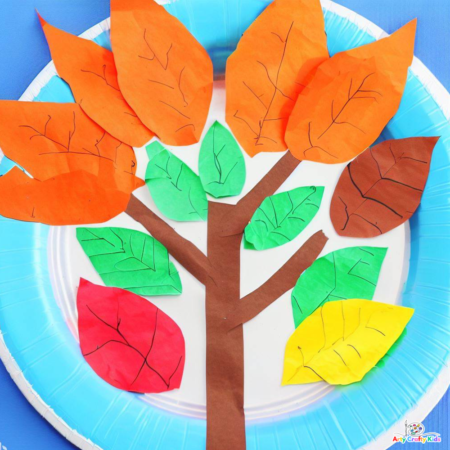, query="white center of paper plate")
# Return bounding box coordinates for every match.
[48,81,410,420]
